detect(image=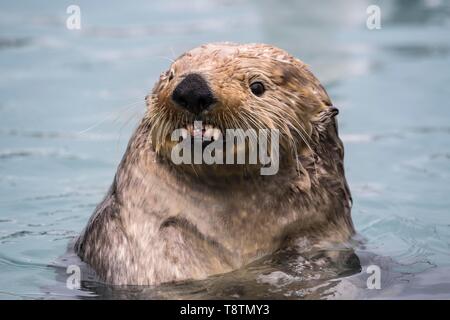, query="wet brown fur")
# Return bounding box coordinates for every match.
[75,43,354,285]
